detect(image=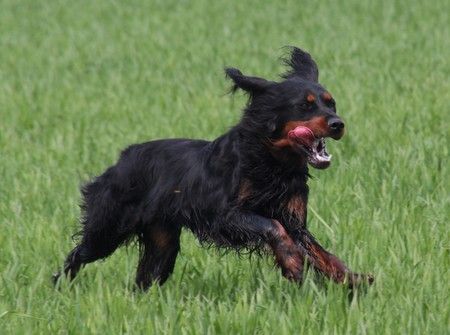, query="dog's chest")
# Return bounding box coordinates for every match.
[237,178,308,219]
